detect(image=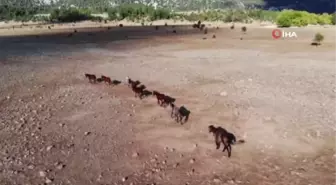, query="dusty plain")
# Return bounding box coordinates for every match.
[0,20,335,185]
